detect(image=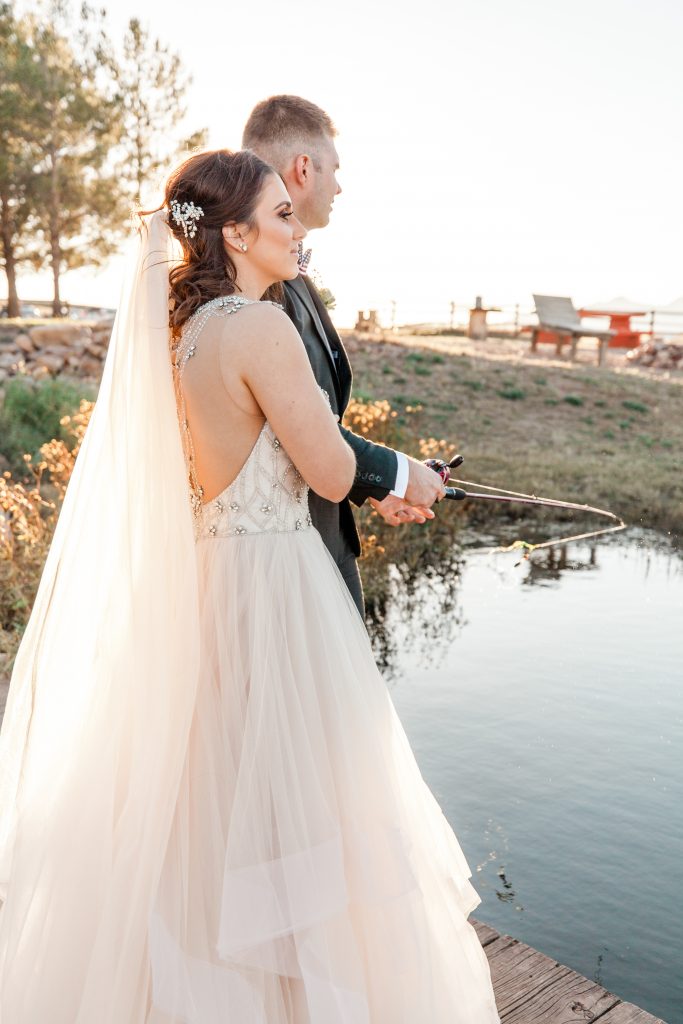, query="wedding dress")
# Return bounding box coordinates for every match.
[0,213,499,1022]
[145,295,501,1022]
